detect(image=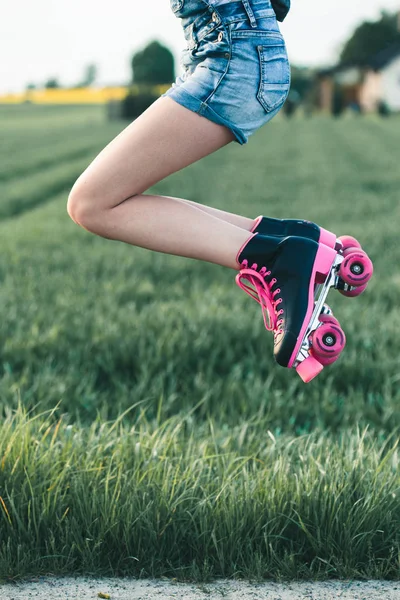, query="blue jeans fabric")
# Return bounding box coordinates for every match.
[162,0,291,145]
